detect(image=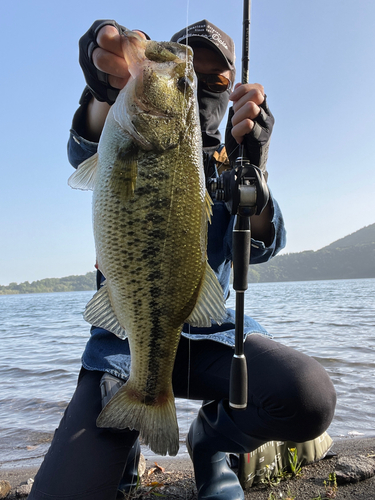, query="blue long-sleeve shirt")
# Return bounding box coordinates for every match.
[67,126,286,380]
